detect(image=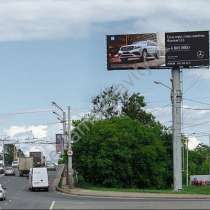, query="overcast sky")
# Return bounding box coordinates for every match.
[0,0,210,159]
